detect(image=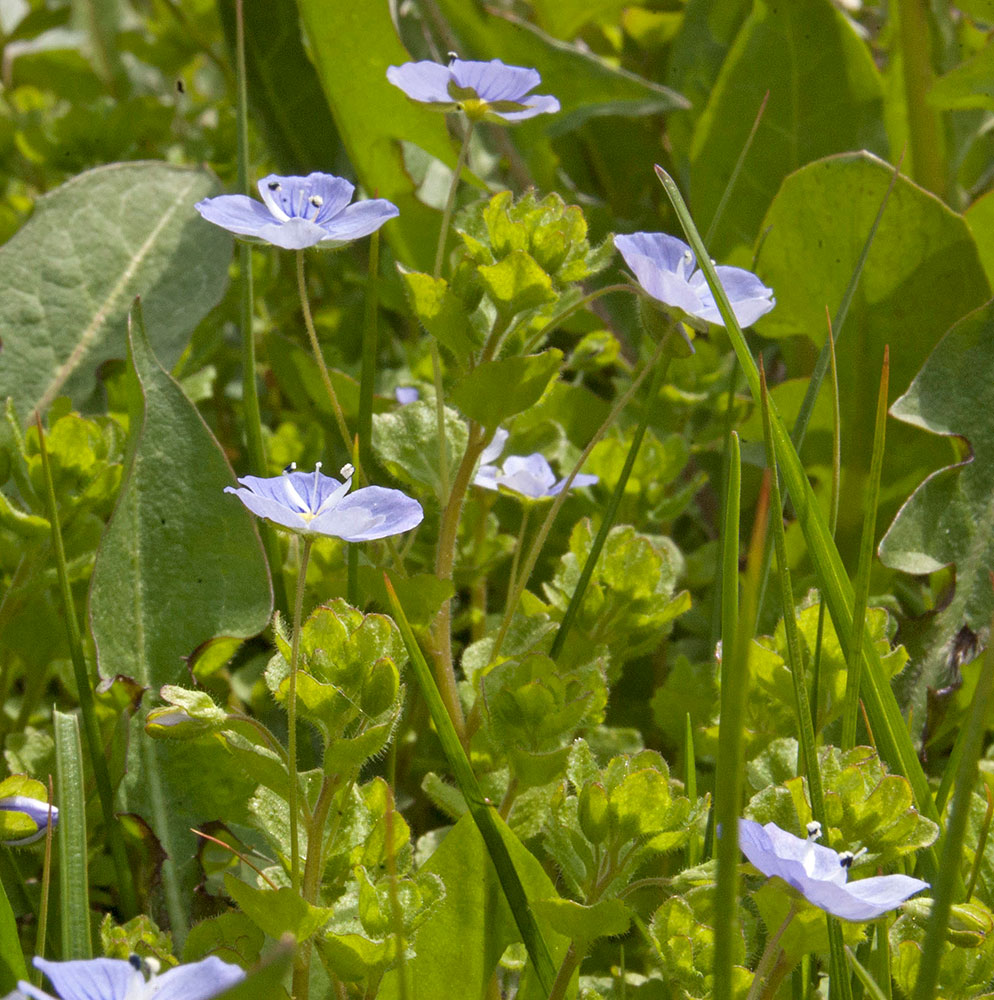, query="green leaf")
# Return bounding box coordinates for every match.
[218,0,348,175]
[224,877,333,942]
[54,710,91,958]
[477,251,557,317]
[879,301,994,712]
[754,153,991,558]
[398,269,476,362]
[450,351,562,431]
[689,0,887,254]
[213,942,294,1000]
[966,189,994,288]
[89,303,272,942]
[0,163,231,420]
[928,40,994,111]
[0,857,27,992]
[532,897,631,942]
[372,400,469,499]
[376,813,569,1000]
[294,0,458,269]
